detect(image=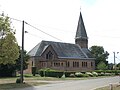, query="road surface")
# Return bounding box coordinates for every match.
[16,76,120,90]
